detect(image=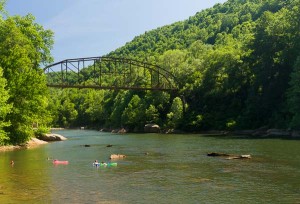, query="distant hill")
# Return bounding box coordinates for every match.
[103,0,300,130]
[108,0,291,60]
[49,0,300,132]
